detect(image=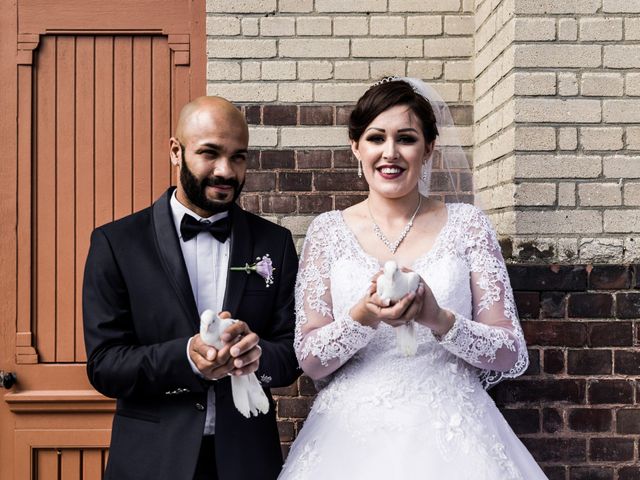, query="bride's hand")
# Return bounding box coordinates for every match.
[349,272,422,329]
[414,280,455,337]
